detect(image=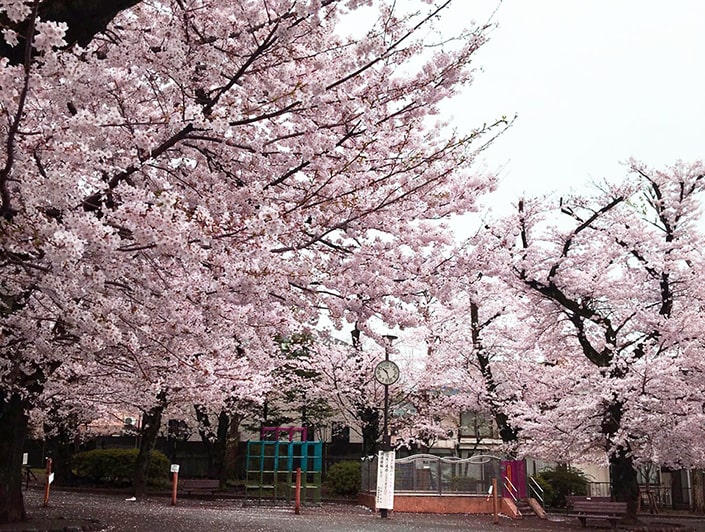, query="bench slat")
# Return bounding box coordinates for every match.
[572,502,626,511]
